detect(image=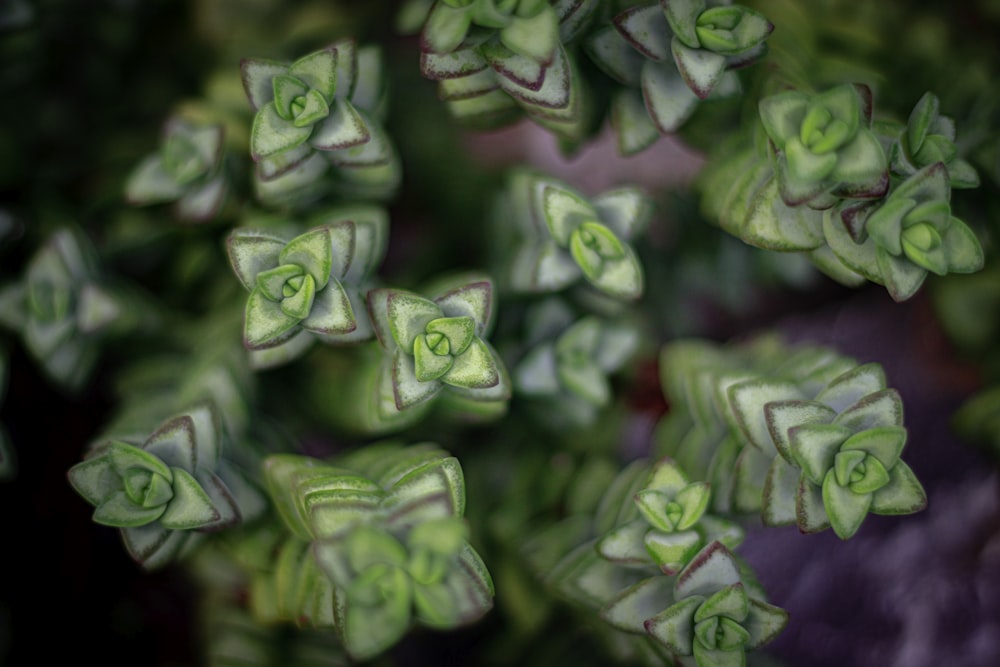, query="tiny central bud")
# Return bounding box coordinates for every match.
[283,275,305,297]
[580,229,597,248]
[425,332,451,356]
[291,95,307,117]
[664,501,683,527]
[902,222,941,252]
[850,462,866,483]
